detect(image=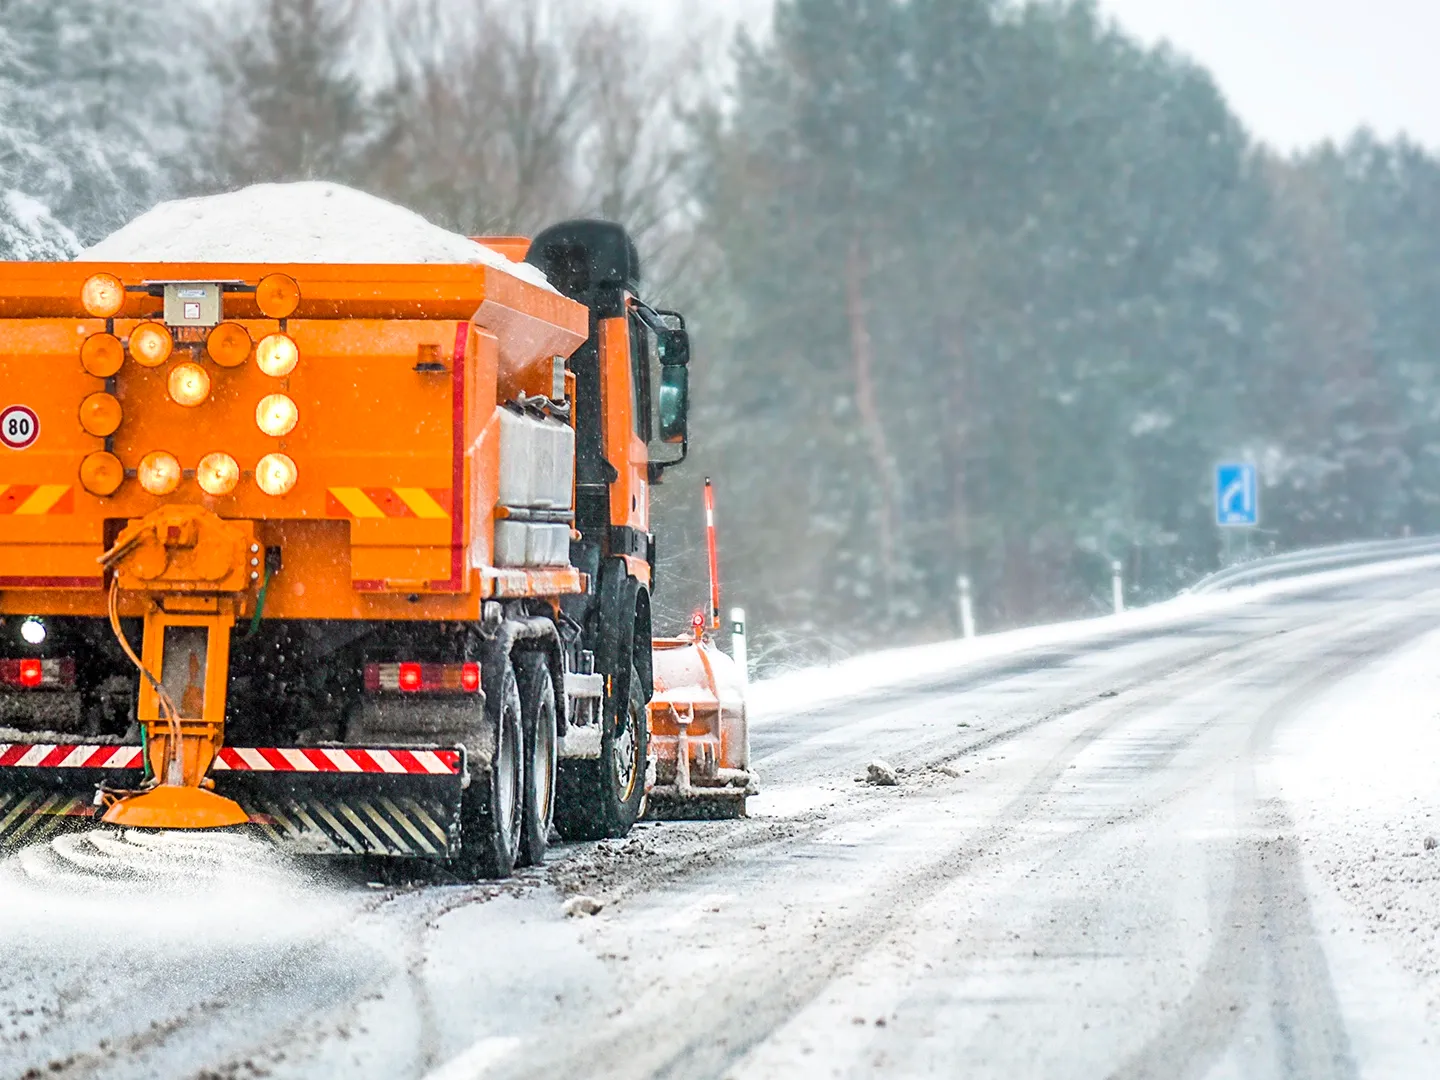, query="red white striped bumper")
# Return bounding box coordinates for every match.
[215,747,460,775]
[0,744,460,776]
[0,744,142,769]
[0,742,467,859]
